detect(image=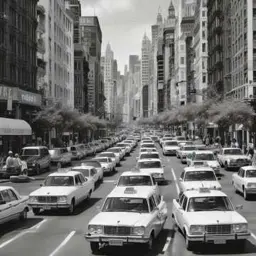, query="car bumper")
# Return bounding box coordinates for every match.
[28,203,70,209]
[85,234,150,244]
[164,150,176,155]
[245,188,256,194]
[227,163,251,169]
[187,233,250,243]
